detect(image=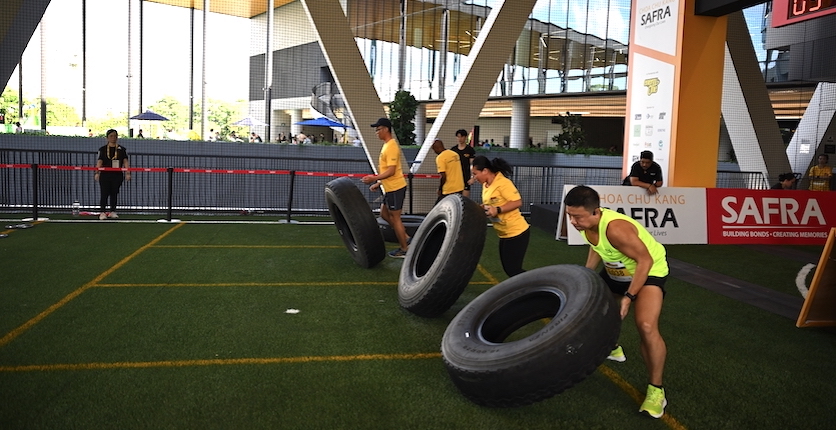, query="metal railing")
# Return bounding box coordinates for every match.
[1,148,769,219]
